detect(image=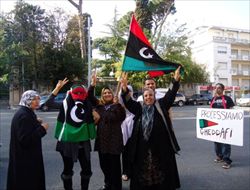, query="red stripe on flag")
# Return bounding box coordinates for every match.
[130,15,151,47]
[148,71,165,77]
[207,120,218,127]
